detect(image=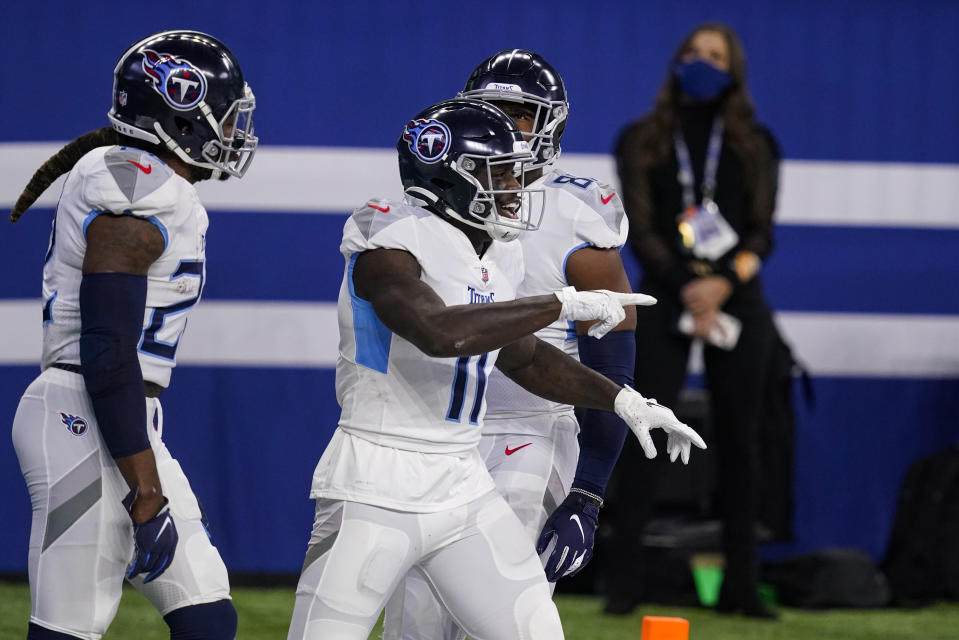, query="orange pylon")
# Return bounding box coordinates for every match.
[640,616,689,640]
